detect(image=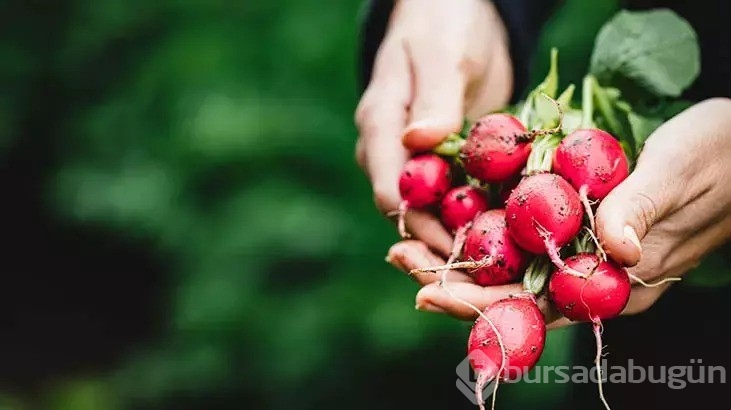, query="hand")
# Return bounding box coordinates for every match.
[387,98,731,330]
[355,0,514,257]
